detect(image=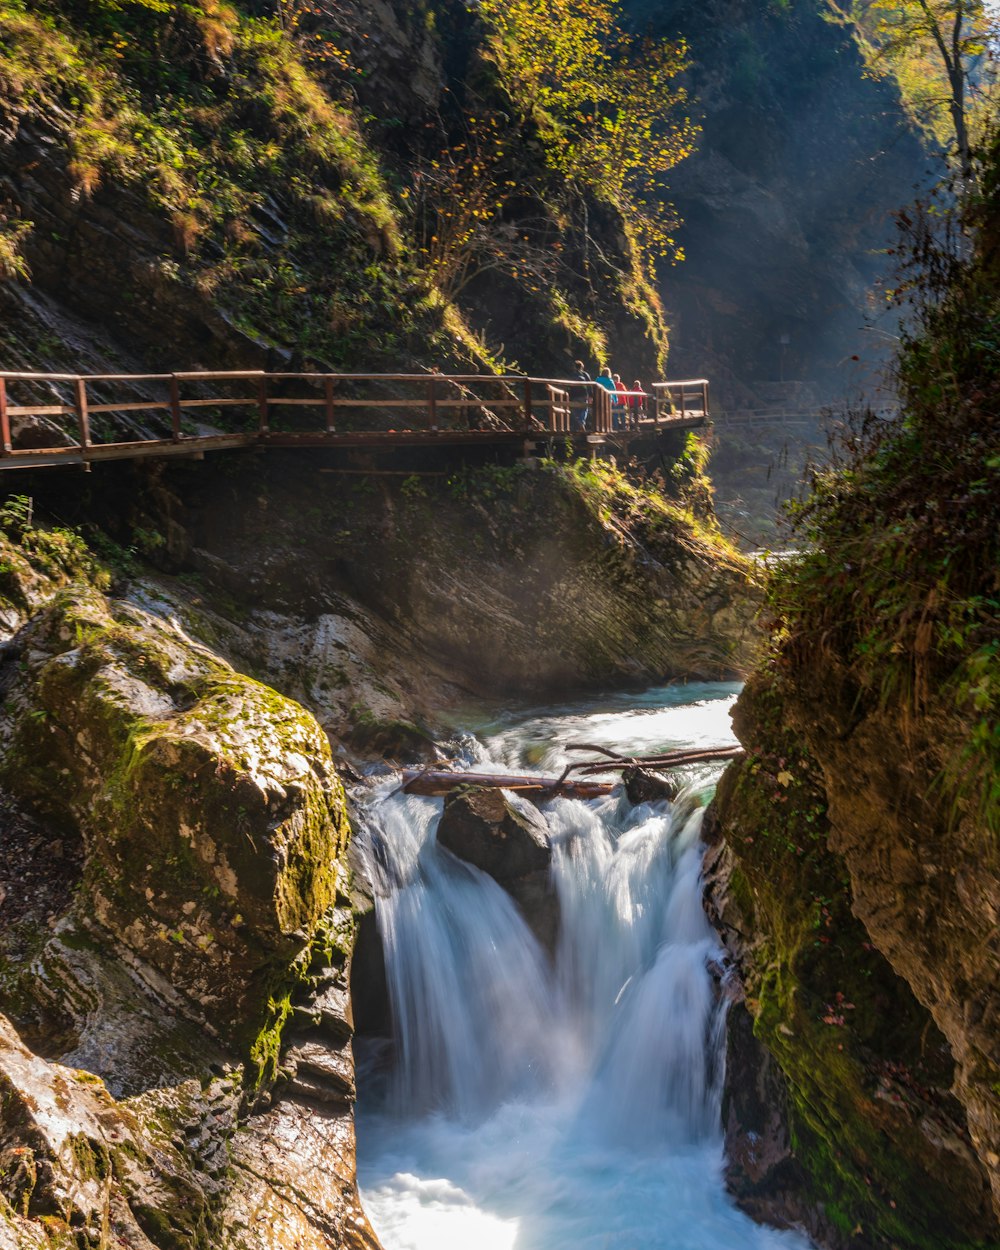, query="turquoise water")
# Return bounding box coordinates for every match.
[355,684,812,1250]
